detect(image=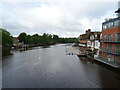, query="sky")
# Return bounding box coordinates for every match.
[0,0,119,37]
